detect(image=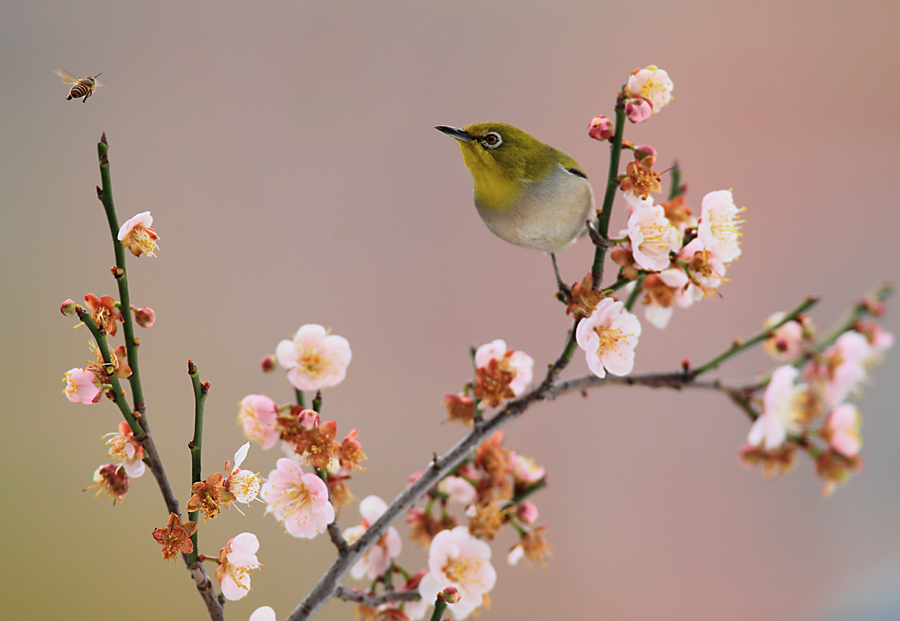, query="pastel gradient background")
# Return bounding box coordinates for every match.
[2,2,899,620]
